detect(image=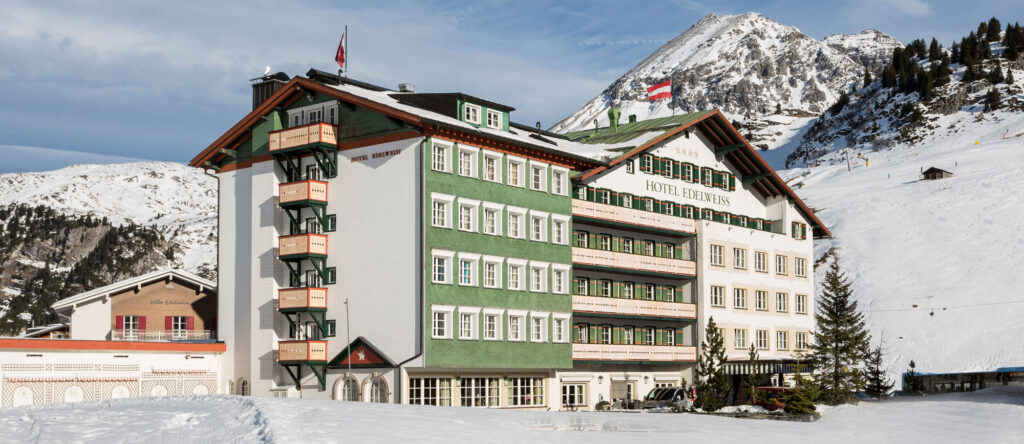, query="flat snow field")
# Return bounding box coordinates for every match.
[0,387,1021,443]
